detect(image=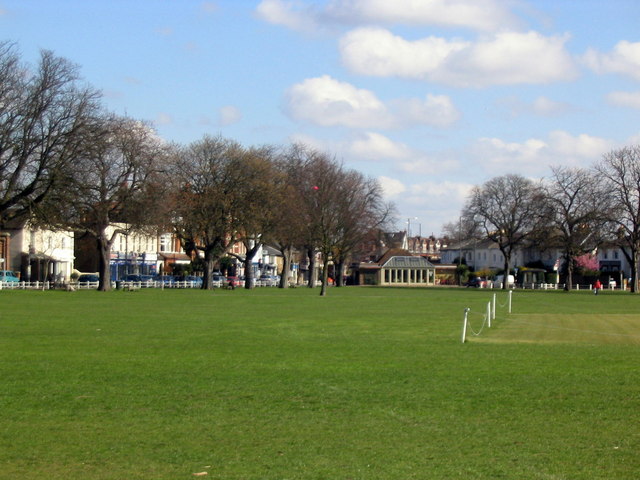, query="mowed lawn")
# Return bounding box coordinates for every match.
[0,287,639,479]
